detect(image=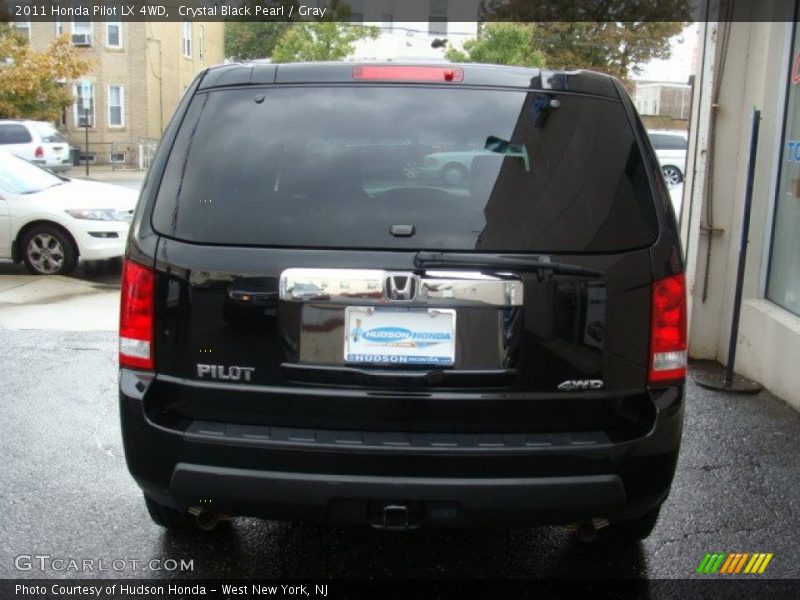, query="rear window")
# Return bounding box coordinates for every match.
[0,124,33,145]
[153,86,657,252]
[33,122,67,143]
